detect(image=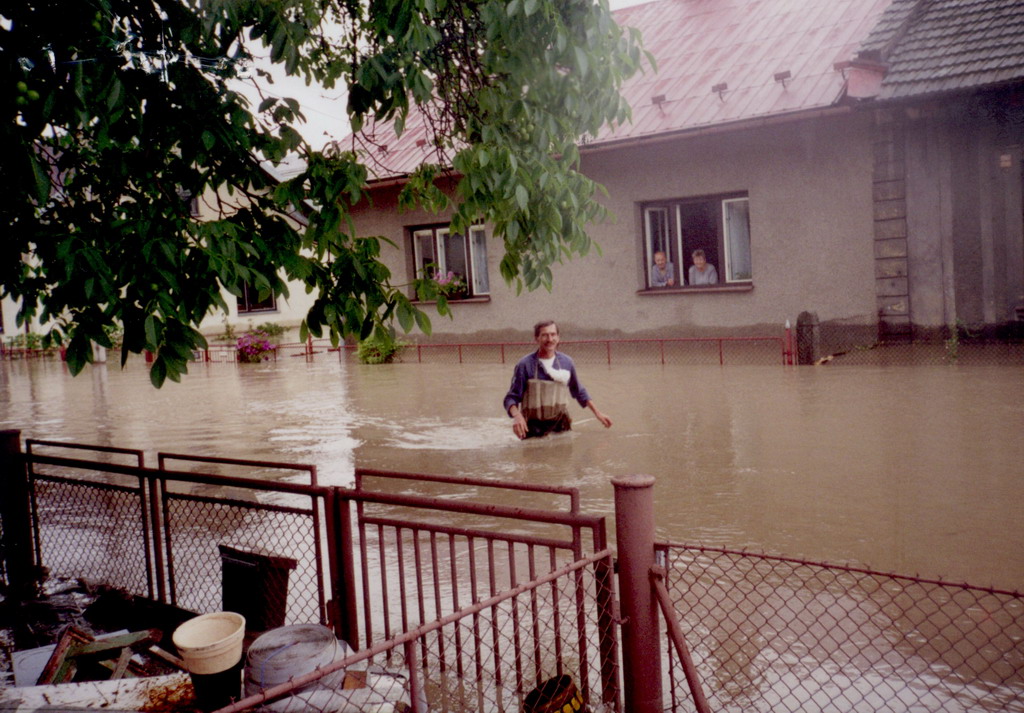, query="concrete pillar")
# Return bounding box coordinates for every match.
[612,474,661,713]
